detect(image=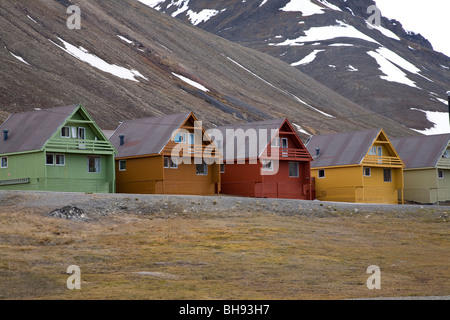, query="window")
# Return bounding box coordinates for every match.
[174,132,186,143]
[46,153,54,165]
[78,127,86,140]
[438,170,444,179]
[289,162,299,177]
[0,157,7,169]
[164,156,170,168]
[220,163,225,173]
[363,167,371,177]
[272,137,280,148]
[119,160,126,171]
[383,168,392,182]
[262,160,273,171]
[318,169,325,178]
[88,156,101,173]
[164,156,177,169]
[369,146,377,155]
[196,161,208,175]
[55,154,65,166]
[61,126,70,138]
[443,150,450,158]
[281,138,288,149]
[377,146,382,157]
